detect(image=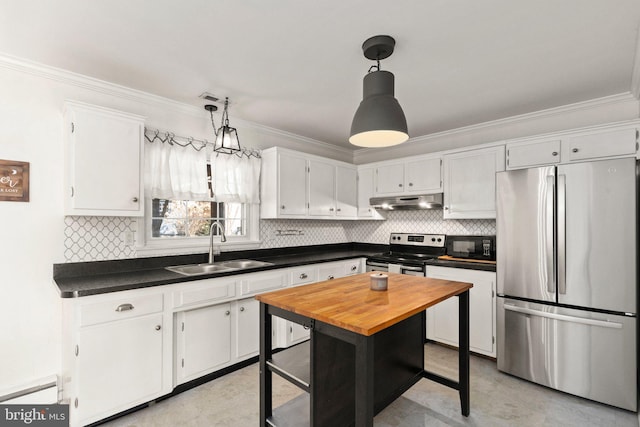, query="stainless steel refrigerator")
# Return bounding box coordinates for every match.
[496,157,637,411]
